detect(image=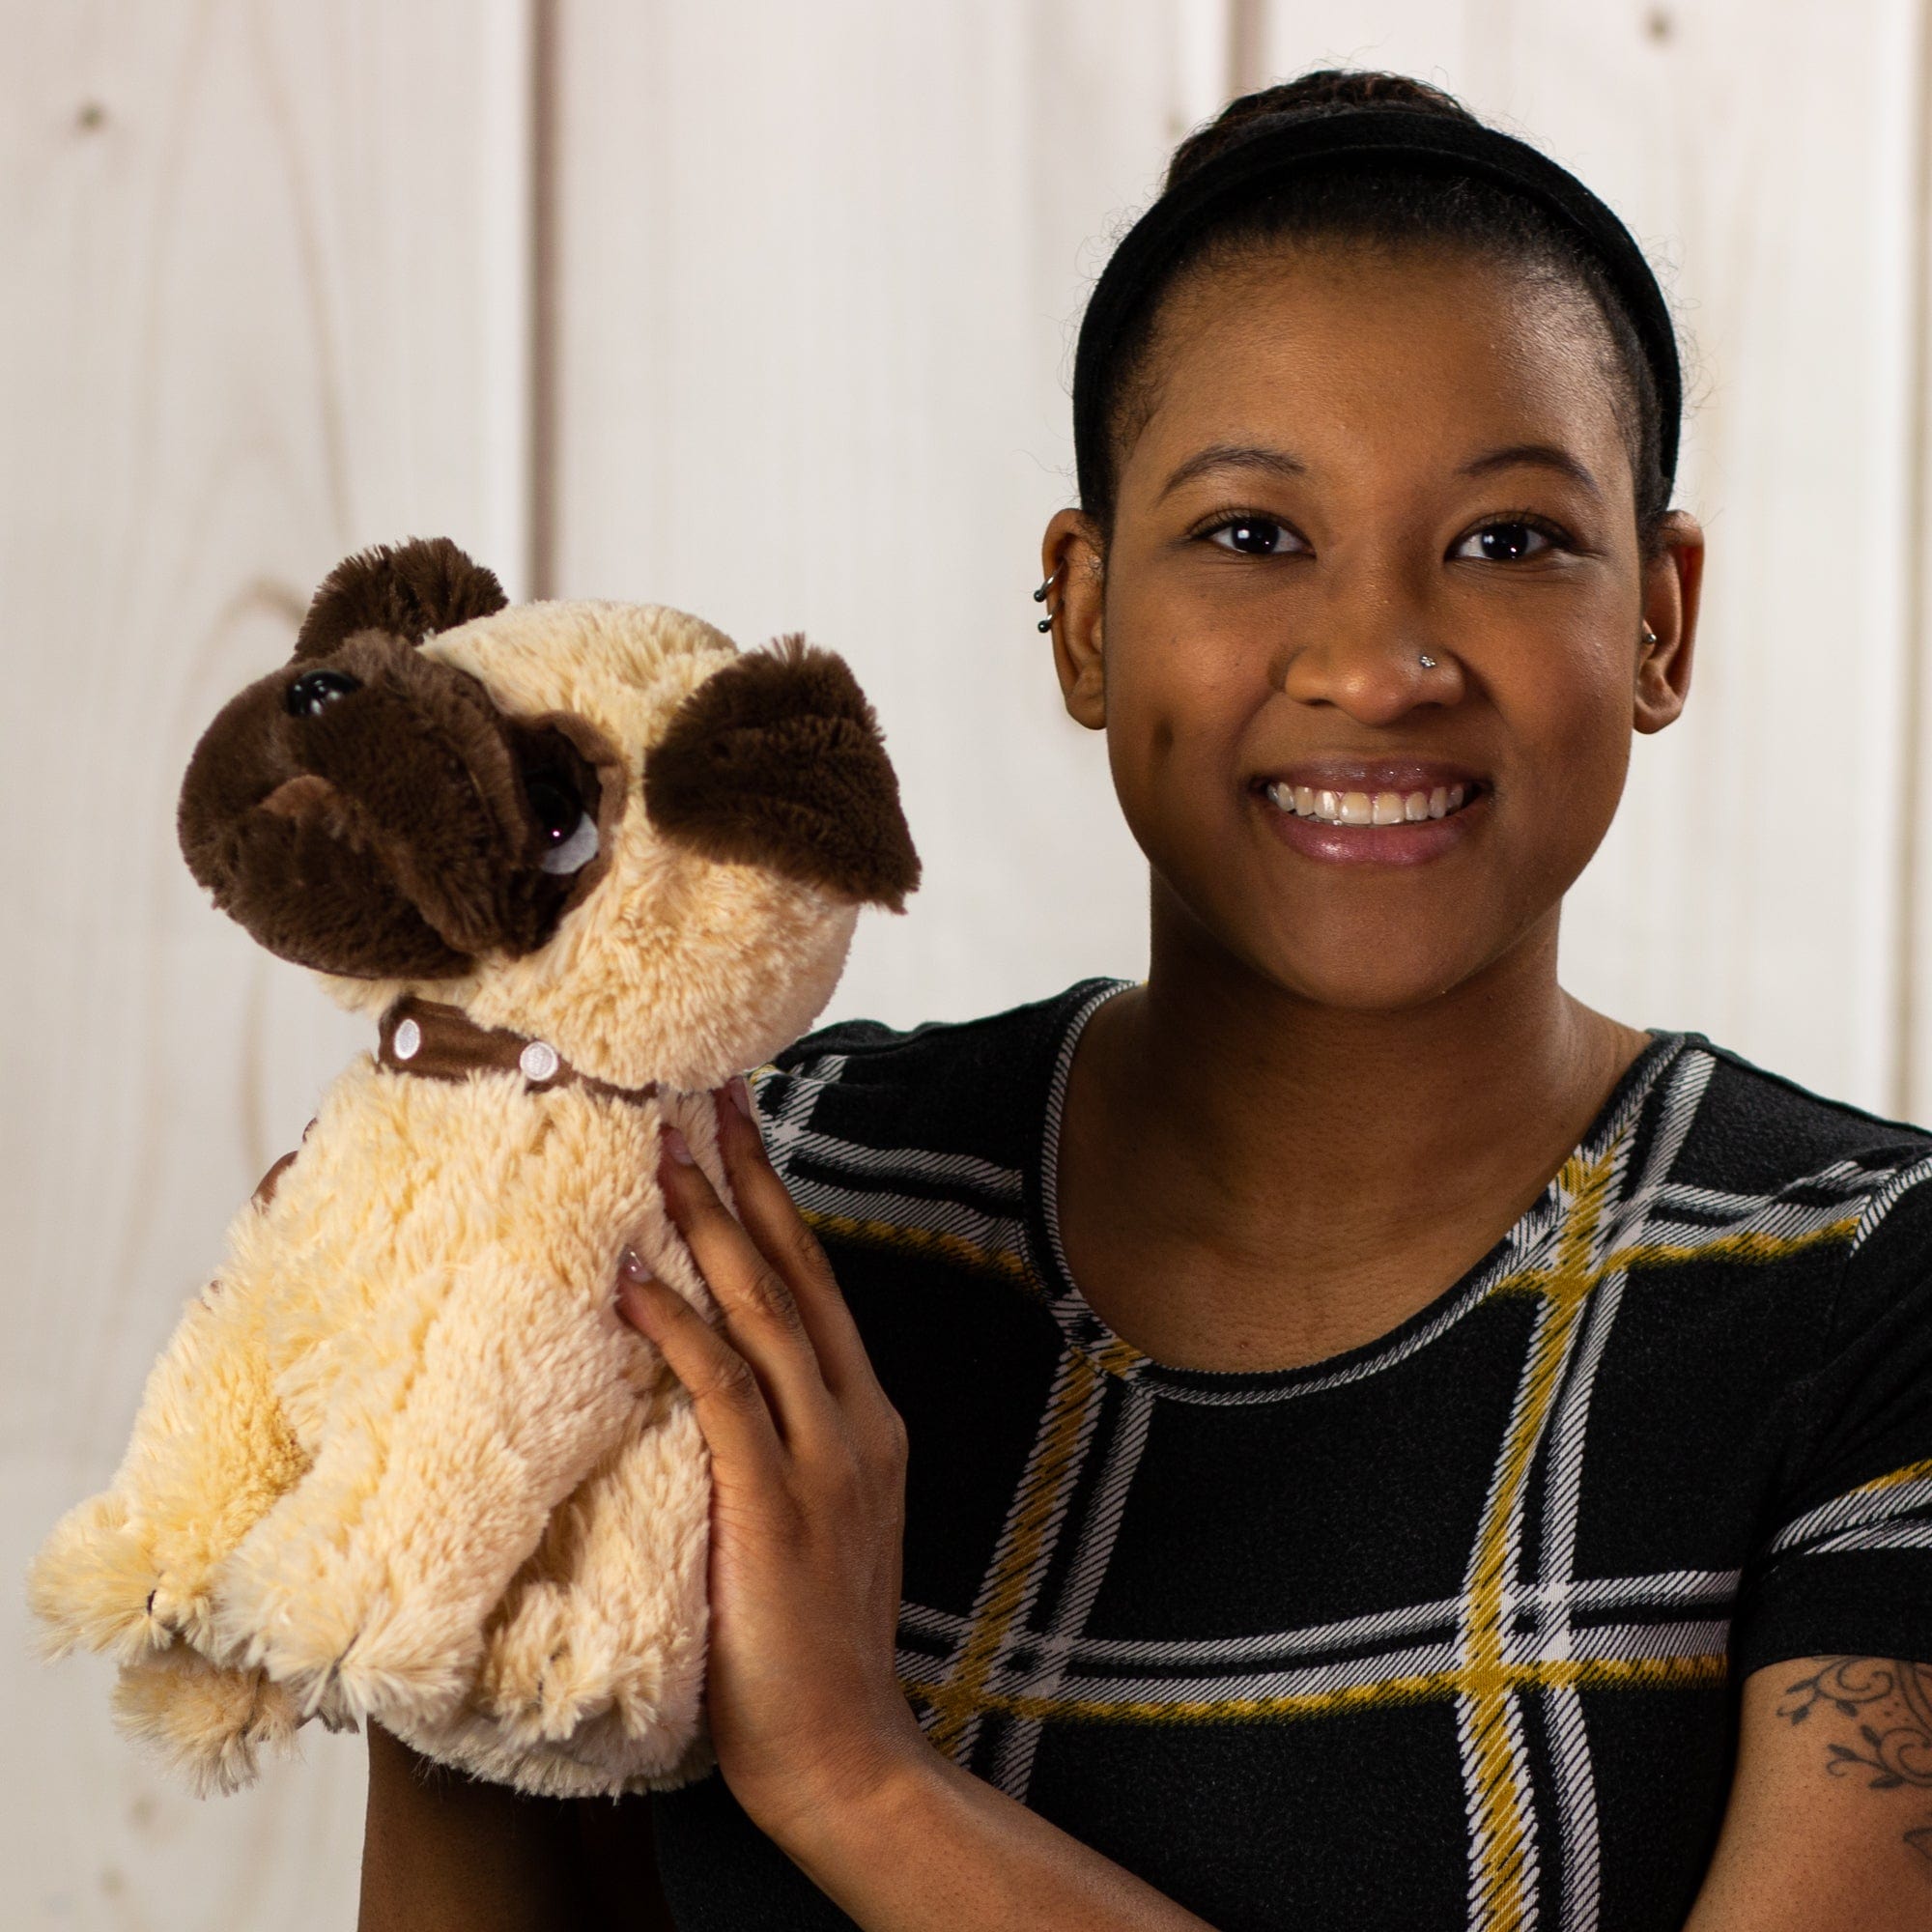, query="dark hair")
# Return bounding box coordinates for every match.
[1080,70,1684,561]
